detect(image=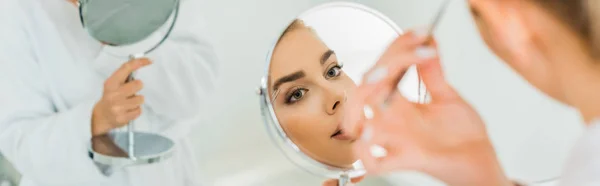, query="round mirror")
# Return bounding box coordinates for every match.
[78,0,180,169]
[79,0,179,58]
[258,2,427,185]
